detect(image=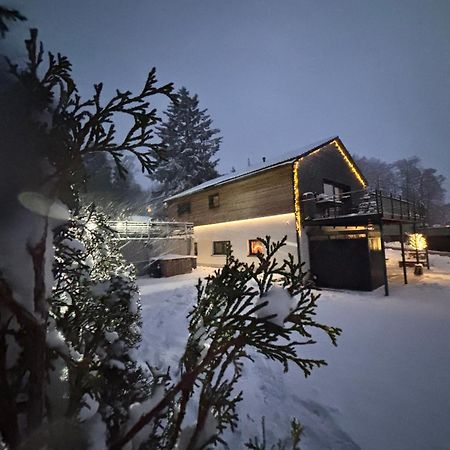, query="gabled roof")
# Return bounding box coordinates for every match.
[165,136,360,202]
